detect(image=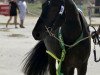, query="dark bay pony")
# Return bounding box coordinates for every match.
[23,0,91,75]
